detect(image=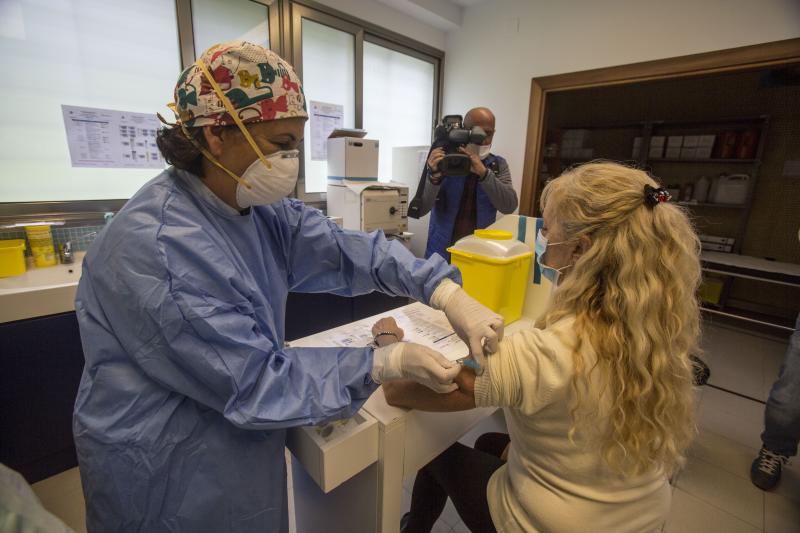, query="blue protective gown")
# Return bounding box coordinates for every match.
[73,167,459,533]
